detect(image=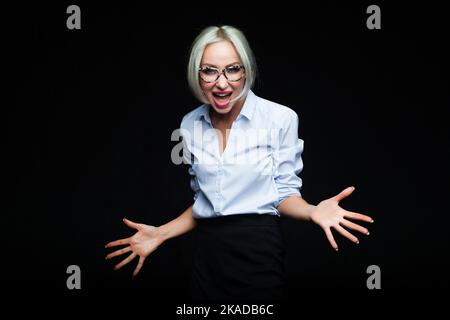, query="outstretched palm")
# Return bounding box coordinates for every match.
[310,186,374,251]
[105,218,163,277]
